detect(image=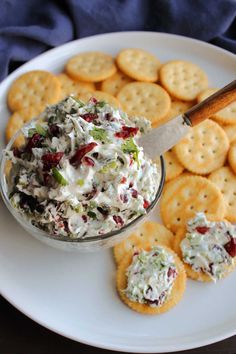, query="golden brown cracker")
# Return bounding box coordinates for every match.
[116,246,186,314]
[57,73,95,100]
[159,60,208,101]
[160,175,225,232]
[117,82,171,127]
[114,221,174,265]
[5,106,44,147]
[209,166,236,222]
[228,141,236,174]
[174,119,229,175]
[158,149,184,182]
[222,125,236,144]
[116,48,161,82]
[65,51,117,82]
[100,70,133,96]
[7,70,61,111]
[197,88,236,125]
